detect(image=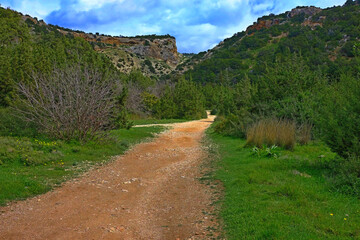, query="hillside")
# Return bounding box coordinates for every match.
[181,2,360,84]
[21,14,183,78]
[0,7,118,106]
